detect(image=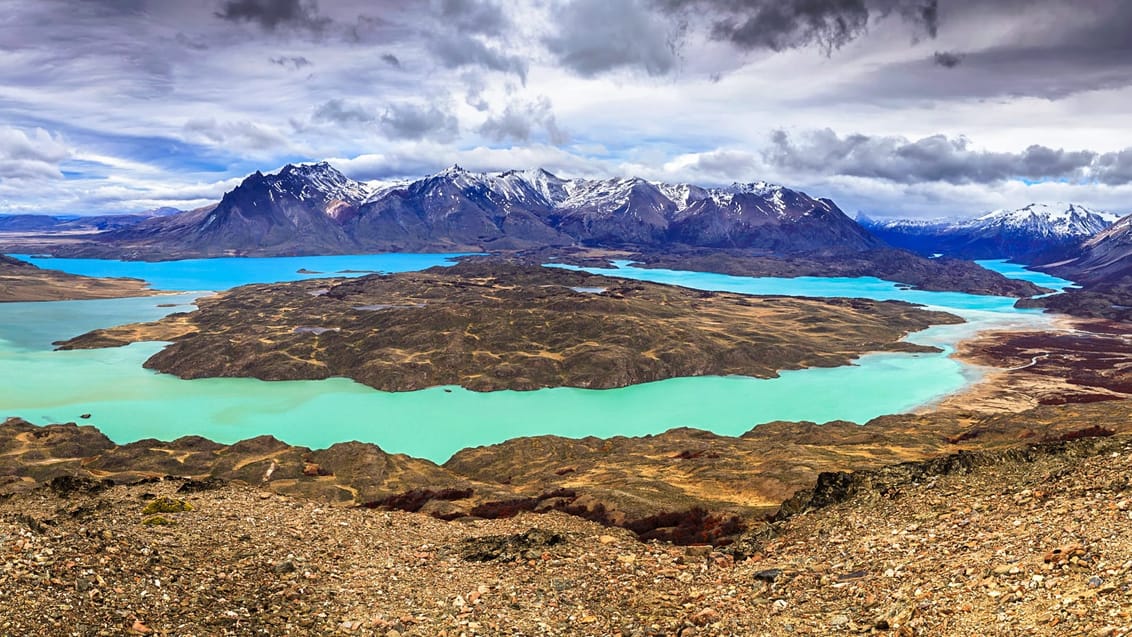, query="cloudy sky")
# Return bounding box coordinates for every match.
[3,0,1132,218]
